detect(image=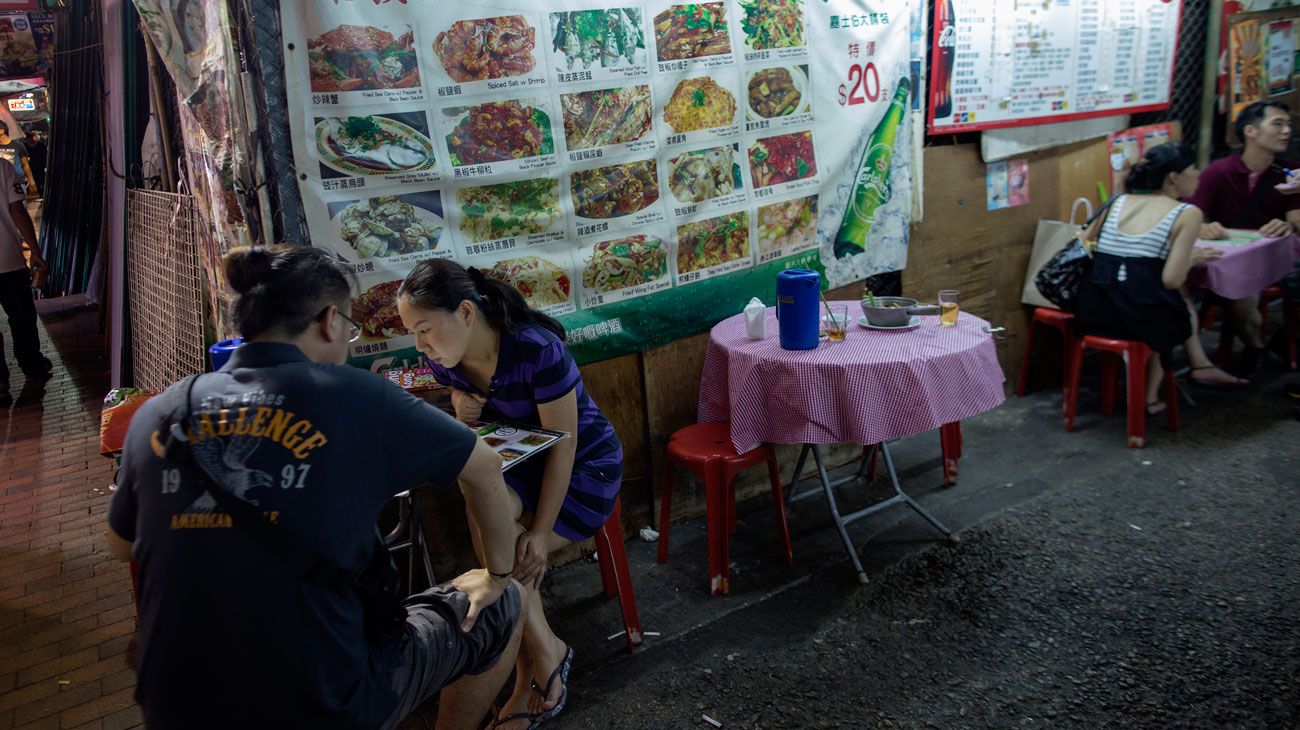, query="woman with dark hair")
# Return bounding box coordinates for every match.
[397,258,622,728]
[1076,142,1242,415]
[108,245,527,730]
